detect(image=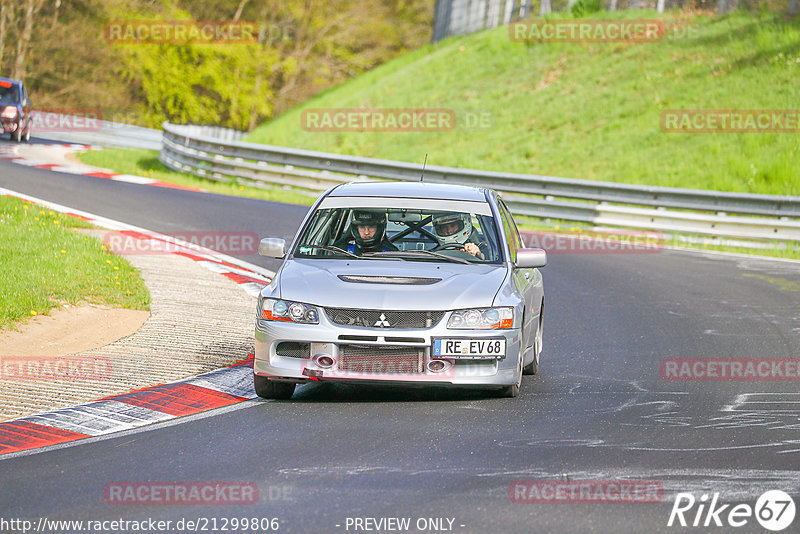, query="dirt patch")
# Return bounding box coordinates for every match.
[0,304,149,357]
